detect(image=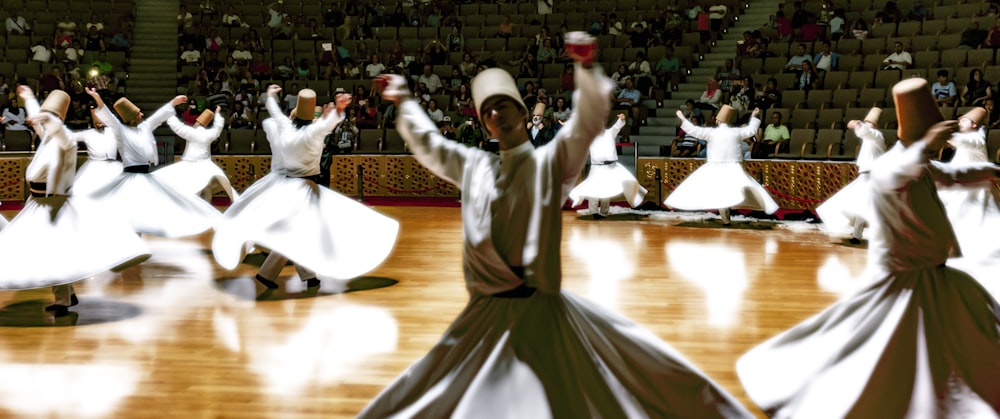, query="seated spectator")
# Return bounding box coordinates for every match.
[63,40,85,66]
[672,114,705,157]
[179,43,202,67]
[694,78,723,111]
[356,99,379,129]
[960,20,988,49]
[31,39,54,64]
[90,52,113,76]
[795,61,819,91]
[365,54,386,79]
[755,111,790,157]
[109,26,132,53]
[550,96,571,129]
[798,15,822,42]
[438,116,458,141]
[453,83,475,118]
[37,64,64,93]
[737,31,763,59]
[757,77,782,109]
[849,18,868,40]
[654,46,683,94]
[907,0,931,21]
[813,41,839,74]
[5,9,30,35]
[932,69,957,107]
[611,64,632,94]
[961,68,992,106]
[615,78,645,136]
[446,25,464,52]
[495,16,514,38]
[424,39,448,66]
[56,15,77,48]
[536,38,558,64]
[222,6,248,27]
[628,52,654,97]
[458,117,485,148]
[881,41,911,72]
[443,66,466,96]
[83,26,105,52]
[715,58,741,98]
[784,43,811,74]
[294,59,312,80]
[275,57,294,80]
